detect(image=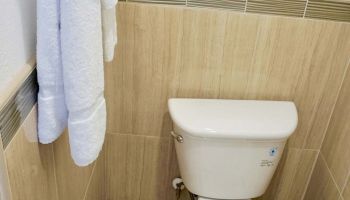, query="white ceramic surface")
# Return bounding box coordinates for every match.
[198,196,250,200]
[168,98,298,199]
[168,98,298,140]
